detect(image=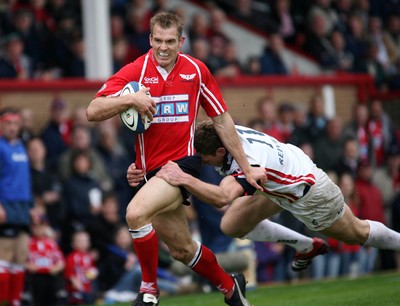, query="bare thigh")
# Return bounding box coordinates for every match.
[320,204,370,245]
[0,232,29,264]
[152,205,197,264]
[221,194,283,238]
[126,176,184,228]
